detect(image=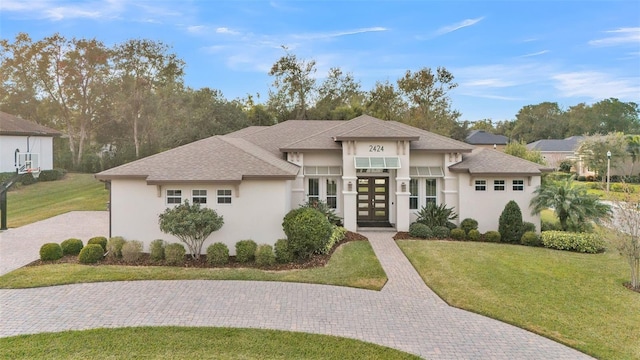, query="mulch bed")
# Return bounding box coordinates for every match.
[28,231,368,271]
